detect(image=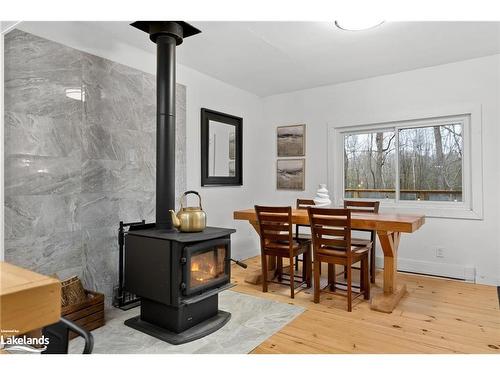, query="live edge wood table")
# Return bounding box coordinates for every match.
[233,208,425,313]
[0,261,61,337]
